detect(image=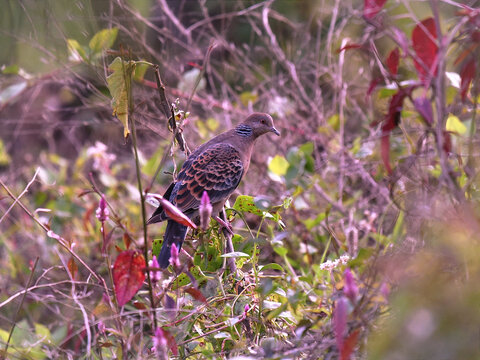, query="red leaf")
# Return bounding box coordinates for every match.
[366,78,381,98]
[460,59,475,101]
[341,329,360,360]
[381,133,392,175]
[163,329,179,356]
[413,96,433,125]
[380,89,411,175]
[67,257,78,279]
[383,90,409,132]
[185,287,207,303]
[443,131,452,154]
[386,48,400,76]
[113,250,146,307]
[364,0,387,20]
[123,232,132,249]
[412,18,438,83]
[159,197,197,229]
[337,43,362,53]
